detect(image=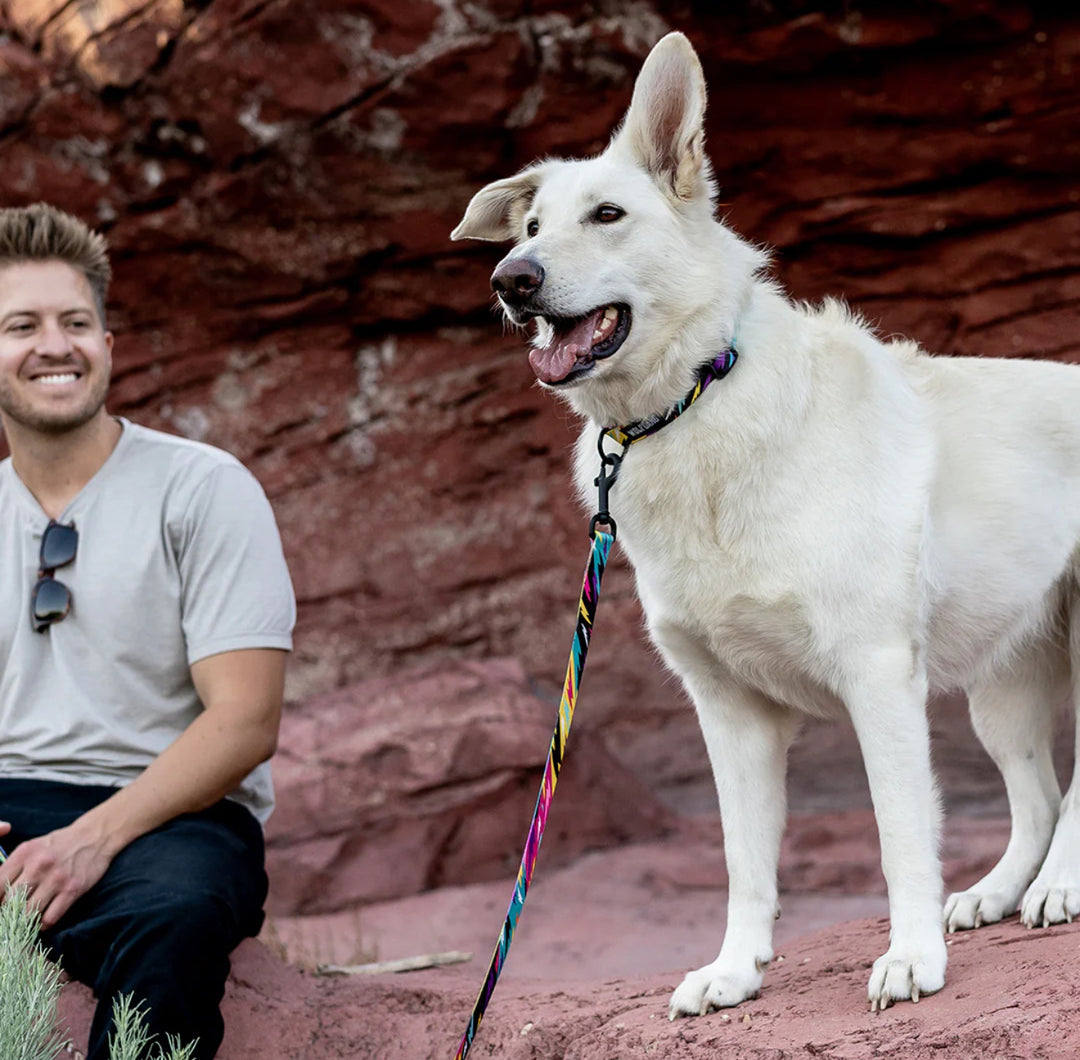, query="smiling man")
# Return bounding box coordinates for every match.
[0,203,296,1059]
